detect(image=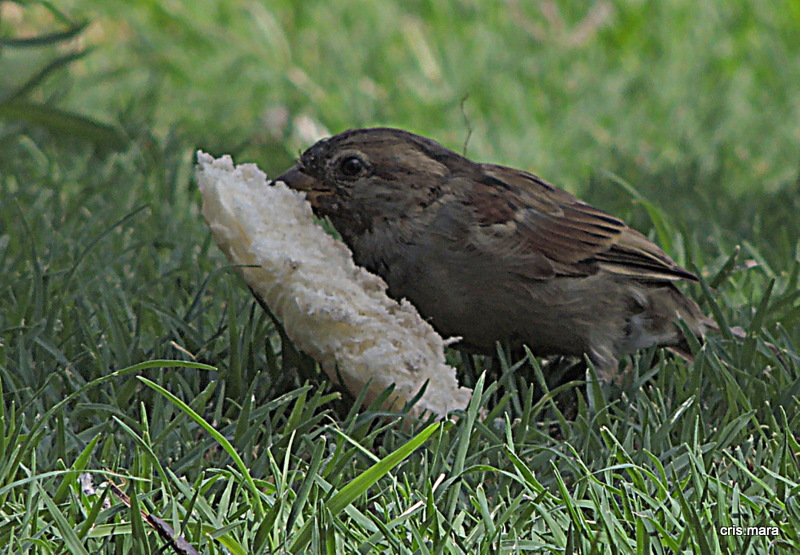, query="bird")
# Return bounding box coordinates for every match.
[275,127,708,381]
